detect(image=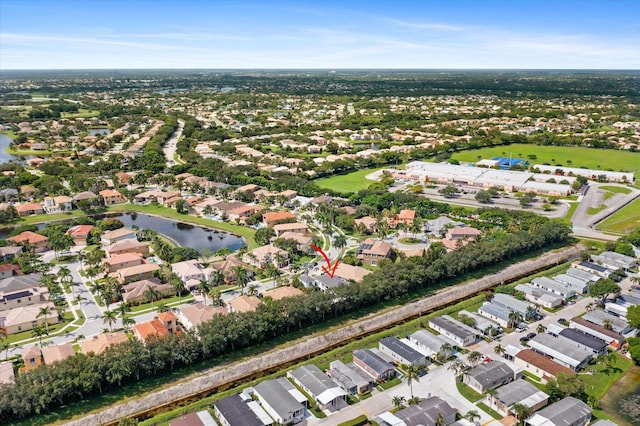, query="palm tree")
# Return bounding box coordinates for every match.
[510,402,532,425]
[37,305,53,334]
[508,311,523,328]
[438,342,454,362]
[333,234,347,250]
[468,351,483,367]
[211,270,225,287]
[0,326,7,343]
[122,316,135,330]
[31,324,48,347]
[407,396,420,406]
[103,310,117,331]
[209,288,222,307]
[537,324,547,334]
[57,266,72,290]
[156,302,169,313]
[403,363,423,399]
[233,266,249,294]
[144,286,161,308]
[494,344,505,356]
[603,319,613,331]
[436,412,446,426]
[486,388,498,411]
[117,302,131,319]
[0,342,10,361]
[247,284,259,297]
[392,395,406,411]
[198,279,210,306]
[466,410,481,424]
